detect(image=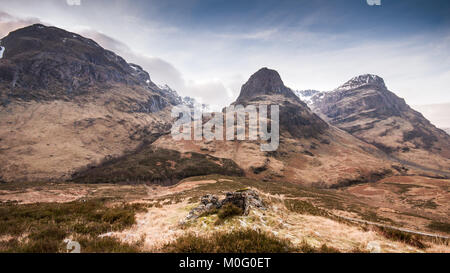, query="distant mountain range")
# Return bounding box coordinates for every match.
[0,24,449,185]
